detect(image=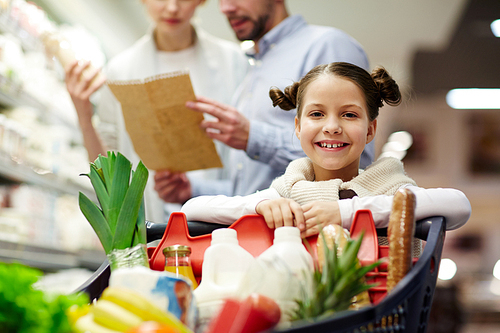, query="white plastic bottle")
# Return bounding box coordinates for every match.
[259,226,314,272]
[193,228,255,332]
[238,226,314,322]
